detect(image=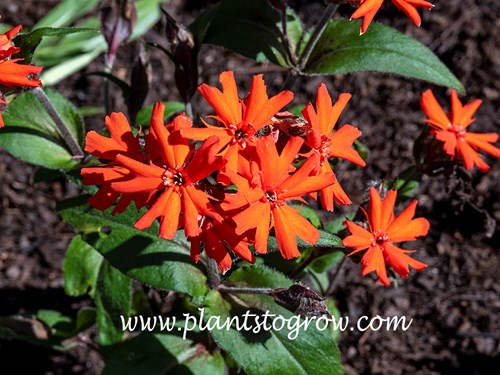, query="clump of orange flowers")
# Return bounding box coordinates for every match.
[83,71,366,272]
[0,25,43,127]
